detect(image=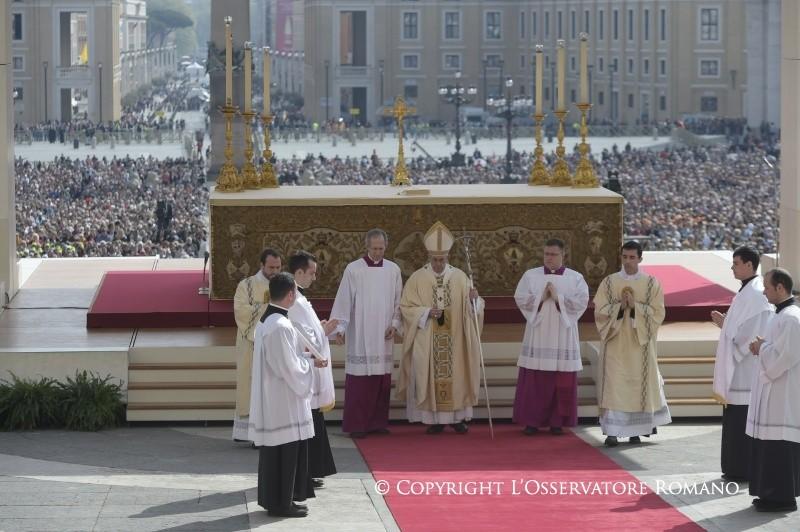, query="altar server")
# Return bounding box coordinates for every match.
[513,238,589,435]
[711,246,772,481]
[746,268,800,513]
[330,228,403,438]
